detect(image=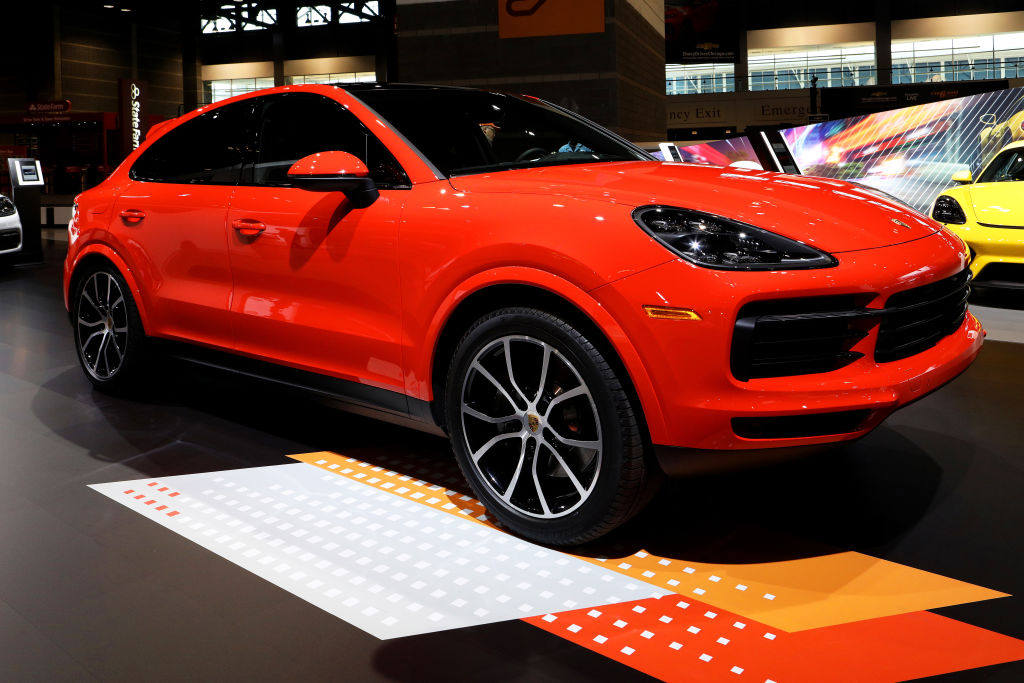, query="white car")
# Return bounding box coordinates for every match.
[0,193,22,263]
